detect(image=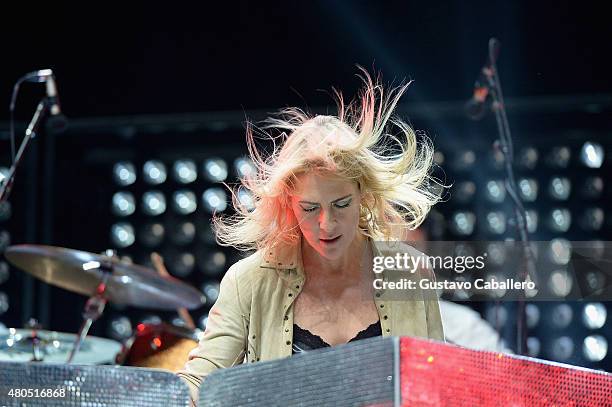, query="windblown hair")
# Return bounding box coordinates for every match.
[214,69,443,252]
